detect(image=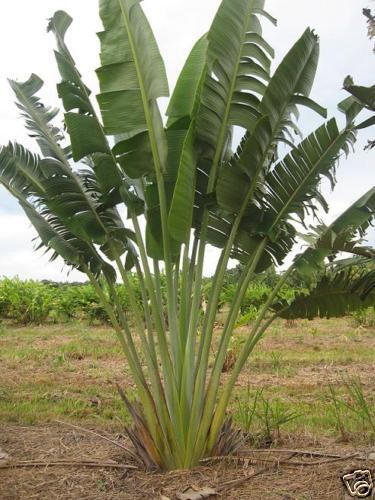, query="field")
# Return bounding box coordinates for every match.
[1,316,375,499]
